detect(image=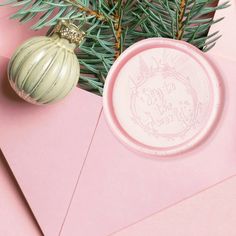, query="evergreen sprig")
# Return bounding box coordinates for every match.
[0,0,229,95]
